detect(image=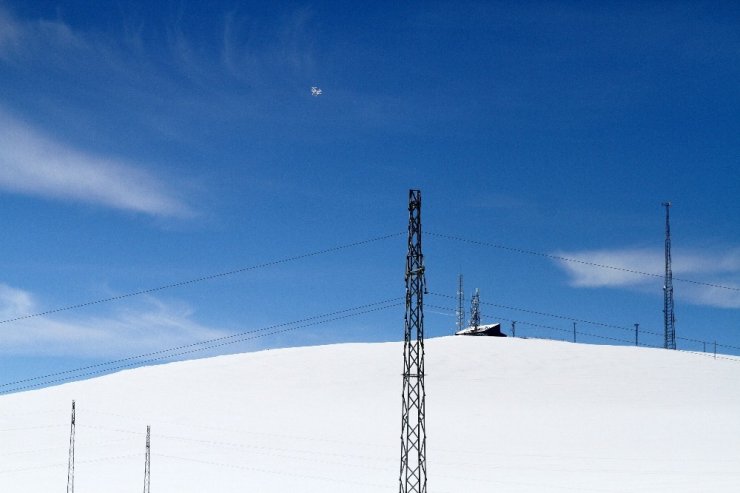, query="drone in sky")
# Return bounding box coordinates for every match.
[311,86,322,96]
